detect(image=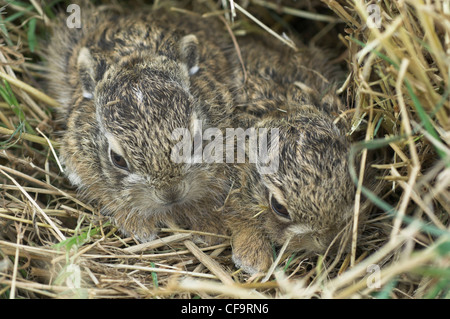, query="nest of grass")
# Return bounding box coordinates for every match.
[0,0,449,299]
